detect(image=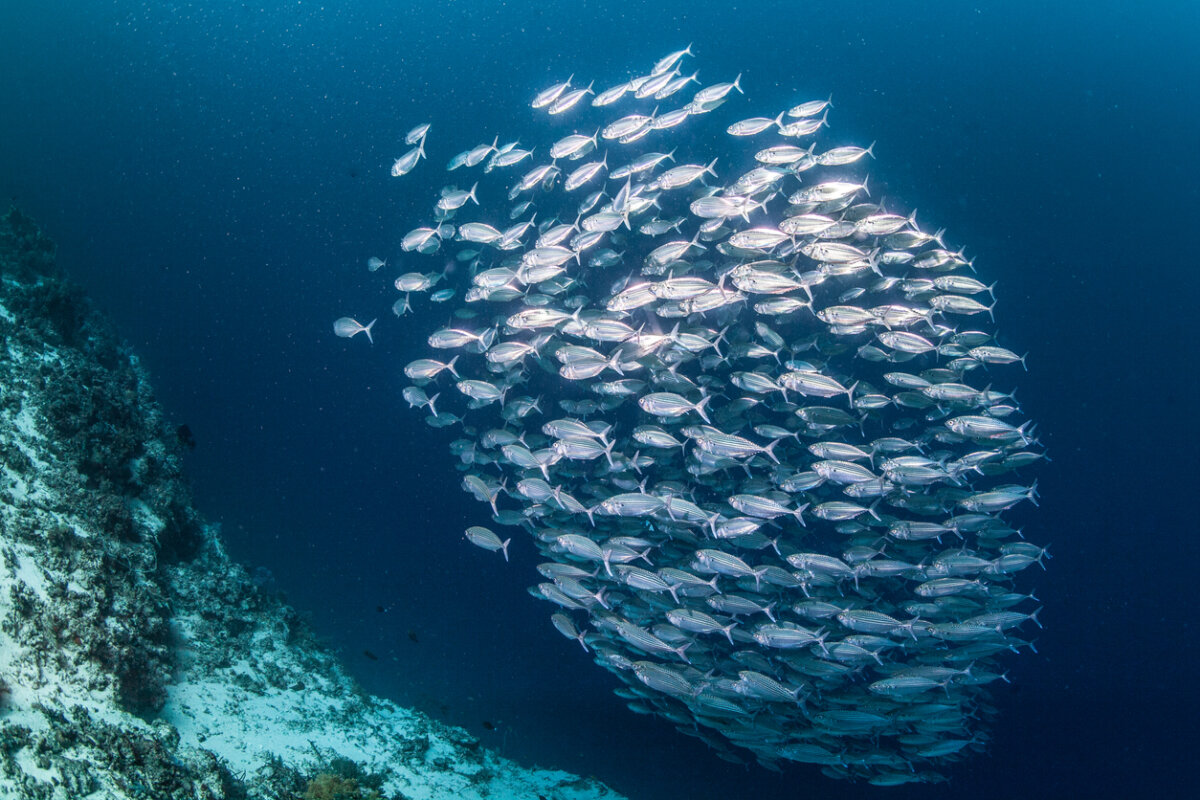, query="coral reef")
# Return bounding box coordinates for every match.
[0,207,623,800]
